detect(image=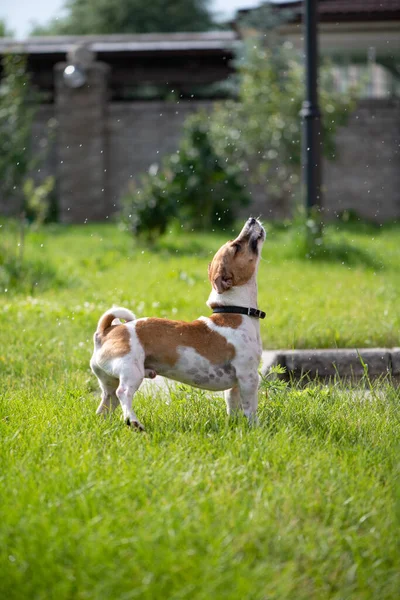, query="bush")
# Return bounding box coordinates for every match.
[121,113,249,243]
[0,220,69,294]
[170,114,249,230]
[0,252,61,294]
[0,54,57,285]
[23,176,55,226]
[121,174,176,244]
